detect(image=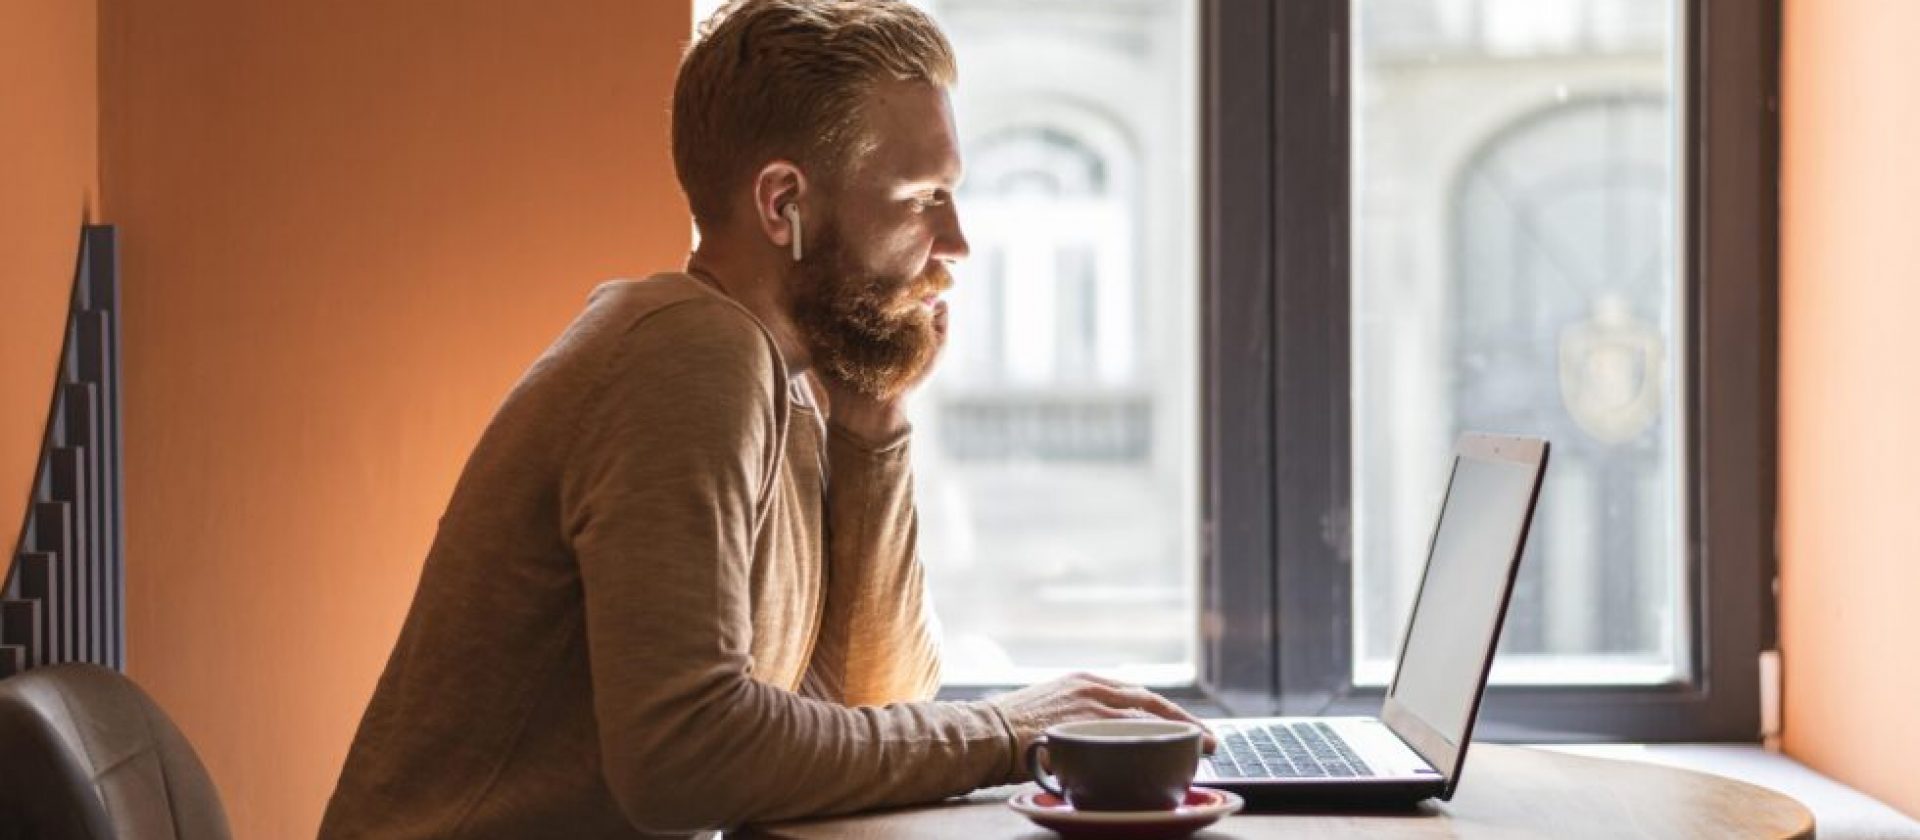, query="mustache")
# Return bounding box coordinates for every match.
[910,262,954,298]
